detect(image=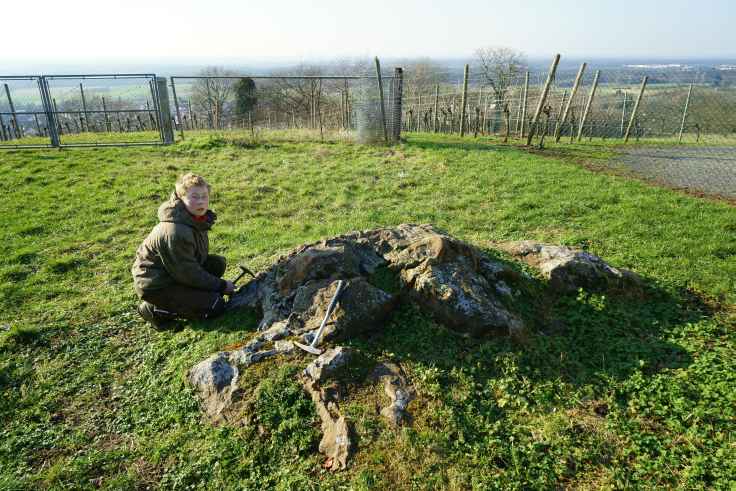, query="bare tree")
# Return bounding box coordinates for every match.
[192,66,237,129]
[261,64,324,128]
[400,58,448,98]
[474,47,527,105]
